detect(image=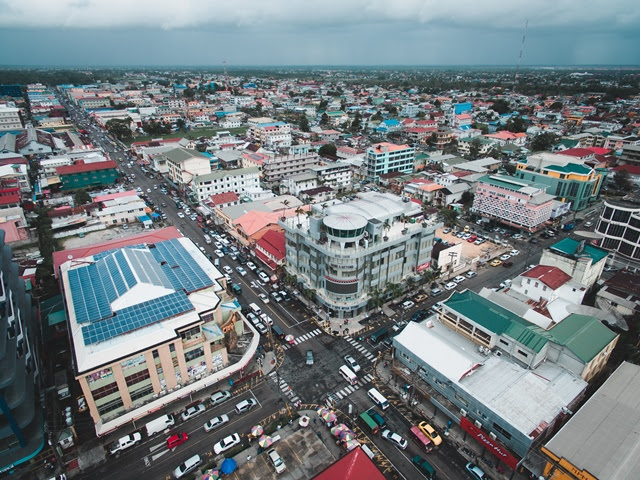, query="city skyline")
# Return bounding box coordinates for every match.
[0,0,639,66]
